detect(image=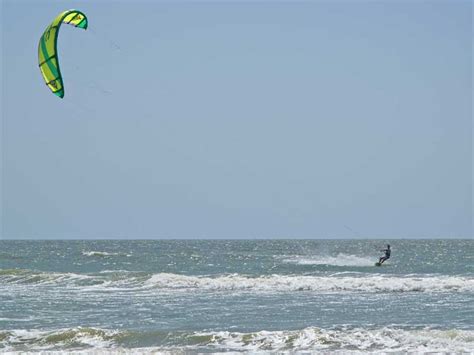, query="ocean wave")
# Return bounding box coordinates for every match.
[0,316,36,323]
[0,269,96,286]
[2,269,473,293]
[82,251,131,257]
[0,269,146,288]
[143,273,474,293]
[283,253,375,267]
[1,327,473,352]
[0,327,117,351]
[193,327,474,353]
